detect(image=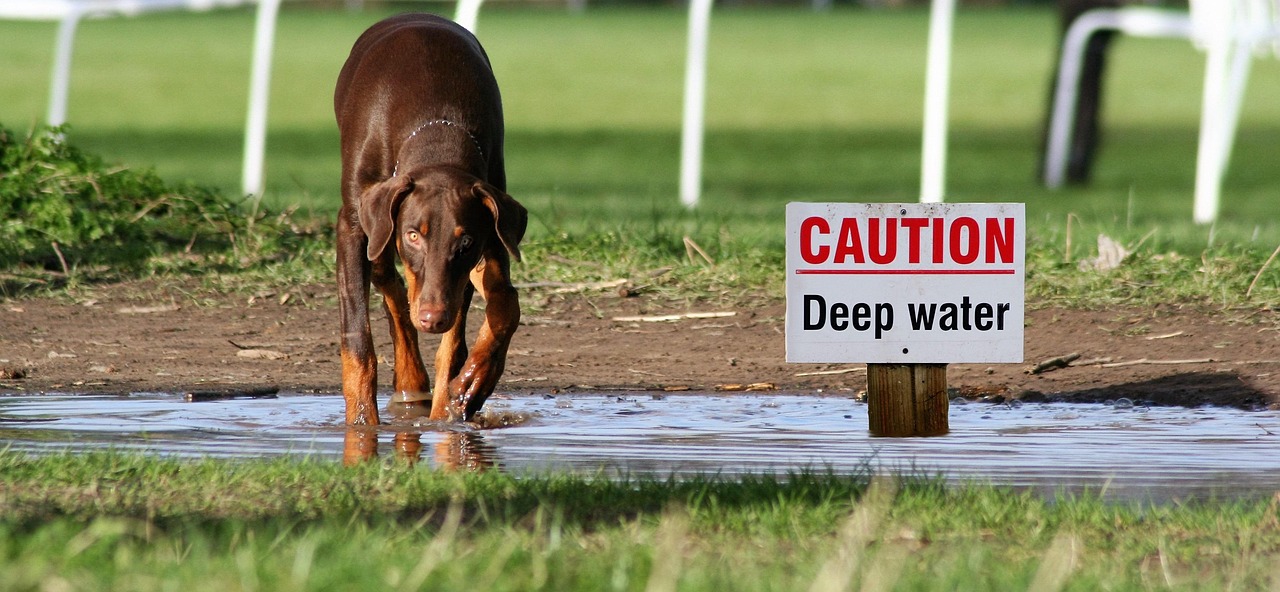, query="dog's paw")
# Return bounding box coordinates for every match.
[449,376,491,422]
[387,390,432,420]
